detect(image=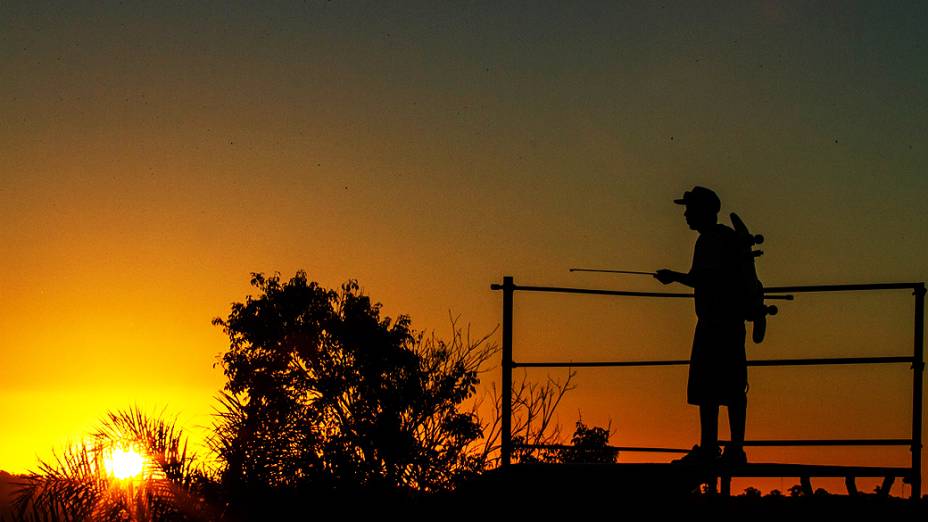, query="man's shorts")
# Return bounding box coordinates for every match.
[687,320,747,406]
